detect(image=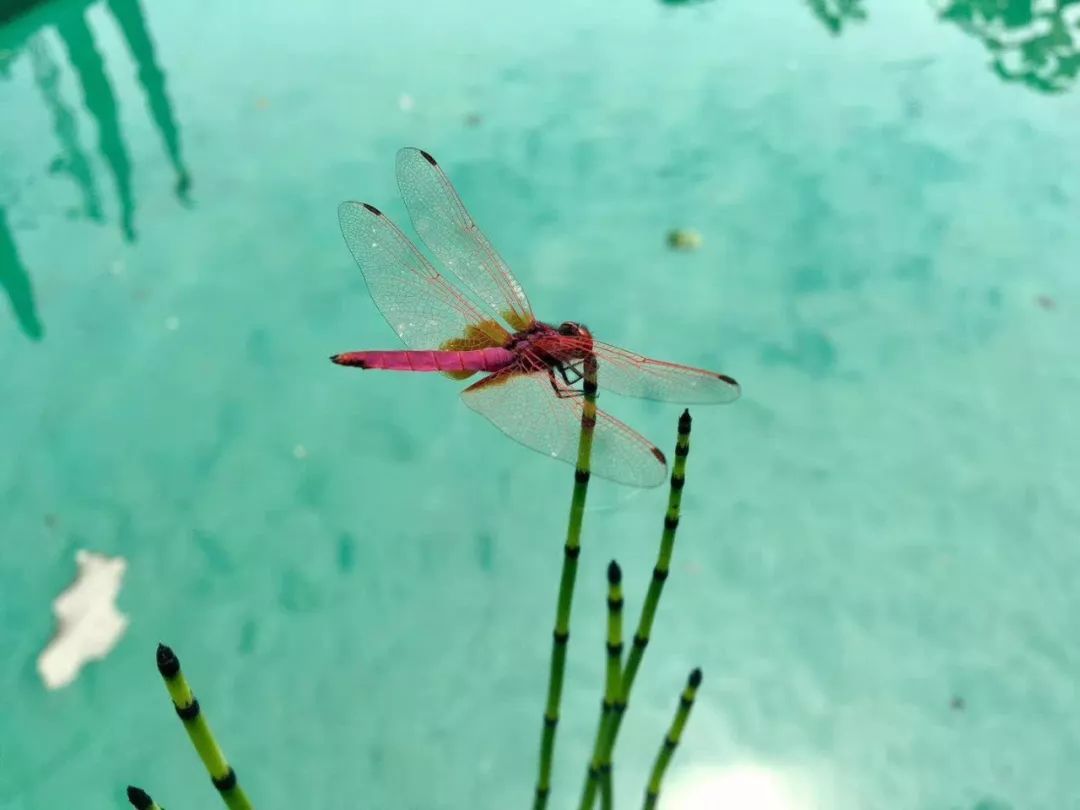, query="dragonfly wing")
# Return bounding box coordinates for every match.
[338,201,510,350]
[552,338,741,404]
[461,369,668,488]
[395,148,535,332]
